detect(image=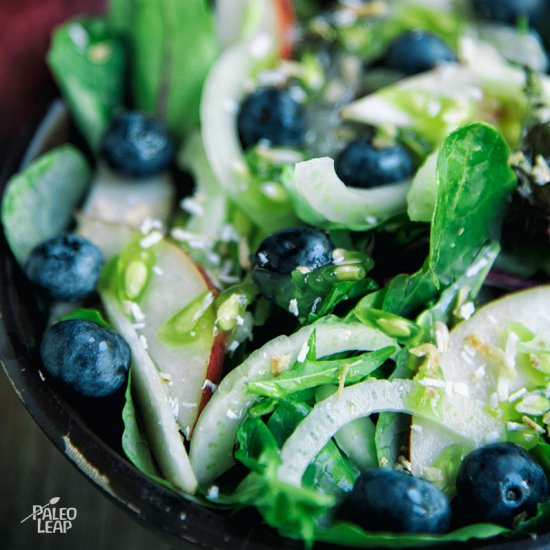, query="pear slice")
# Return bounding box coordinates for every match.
[410,286,550,481]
